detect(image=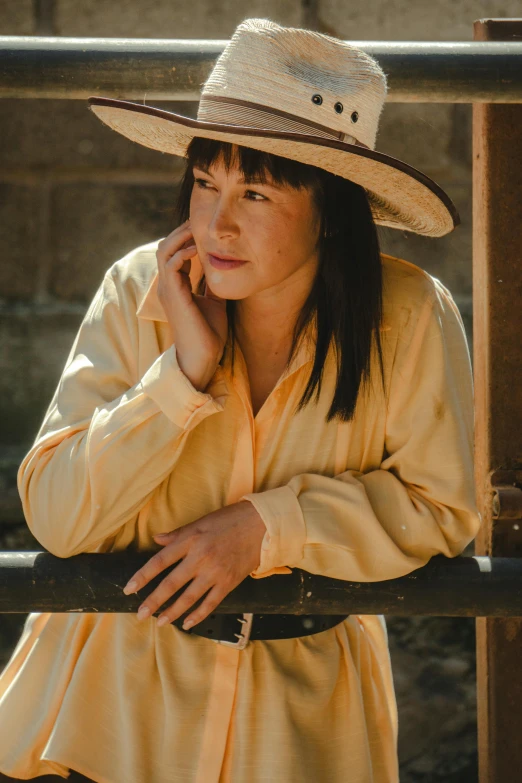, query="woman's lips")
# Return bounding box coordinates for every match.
[208,253,248,270]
